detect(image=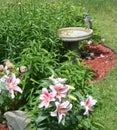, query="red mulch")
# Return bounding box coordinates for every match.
[84,44,117,82]
[0,123,8,130]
